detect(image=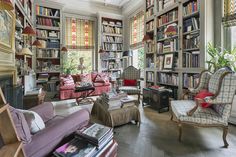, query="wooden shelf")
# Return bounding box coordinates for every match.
[157,35,178,42]
[157,19,178,28]
[183,11,200,20]
[183,29,200,35]
[36,25,60,31]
